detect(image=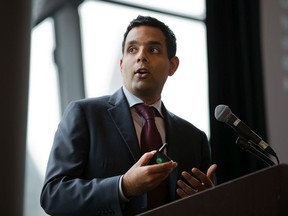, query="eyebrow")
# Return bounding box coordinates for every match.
[126,40,162,47]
